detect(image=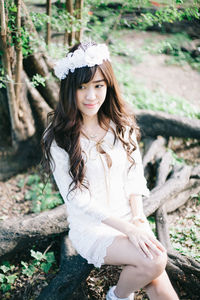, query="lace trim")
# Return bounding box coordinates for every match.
[86,235,117,268]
